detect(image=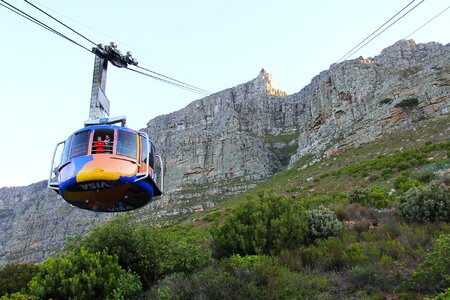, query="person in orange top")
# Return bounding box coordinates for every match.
[93,136,105,153]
